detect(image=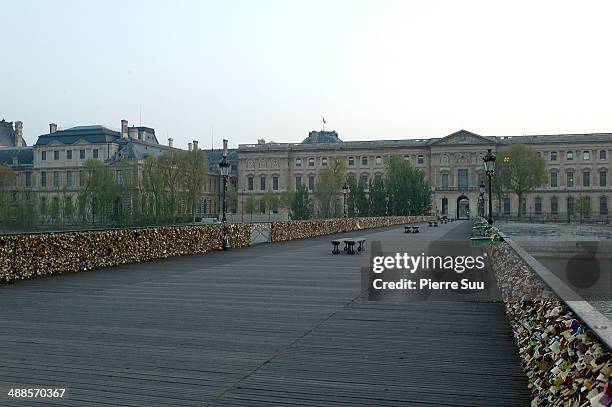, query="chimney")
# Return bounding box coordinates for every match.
[257,138,265,145]
[49,123,57,134]
[14,121,23,147]
[168,137,173,148]
[192,140,198,150]
[128,127,138,140]
[188,142,193,151]
[121,119,128,138]
[223,139,228,157]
